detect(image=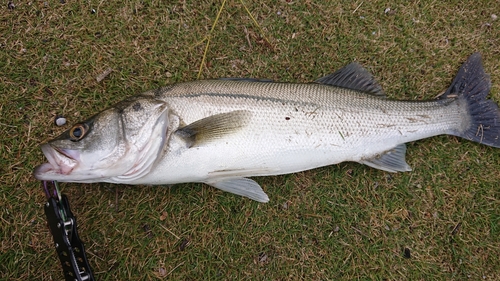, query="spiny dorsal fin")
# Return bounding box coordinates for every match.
[359,144,412,172]
[176,110,252,147]
[315,62,385,97]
